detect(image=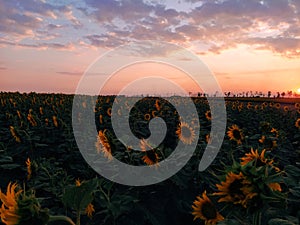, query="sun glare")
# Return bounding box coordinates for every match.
[297,88,300,94]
